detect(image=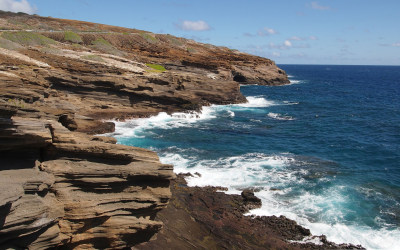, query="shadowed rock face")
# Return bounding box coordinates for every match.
[0,11,290,249]
[0,112,175,249]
